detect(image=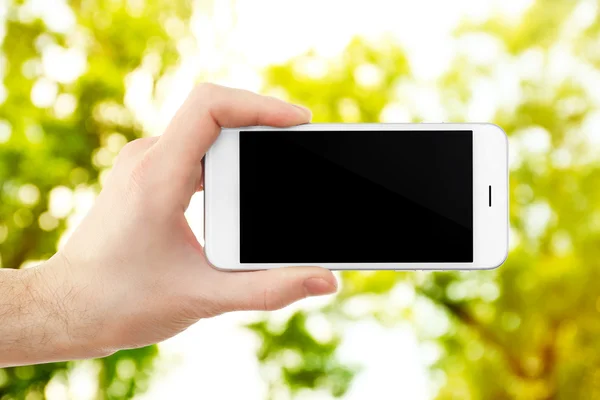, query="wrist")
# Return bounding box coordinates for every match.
[0,258,112,367]
[28,254,115,361]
